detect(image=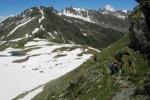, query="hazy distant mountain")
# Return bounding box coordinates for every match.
[0,16,8,23]
[59,5,130,32]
